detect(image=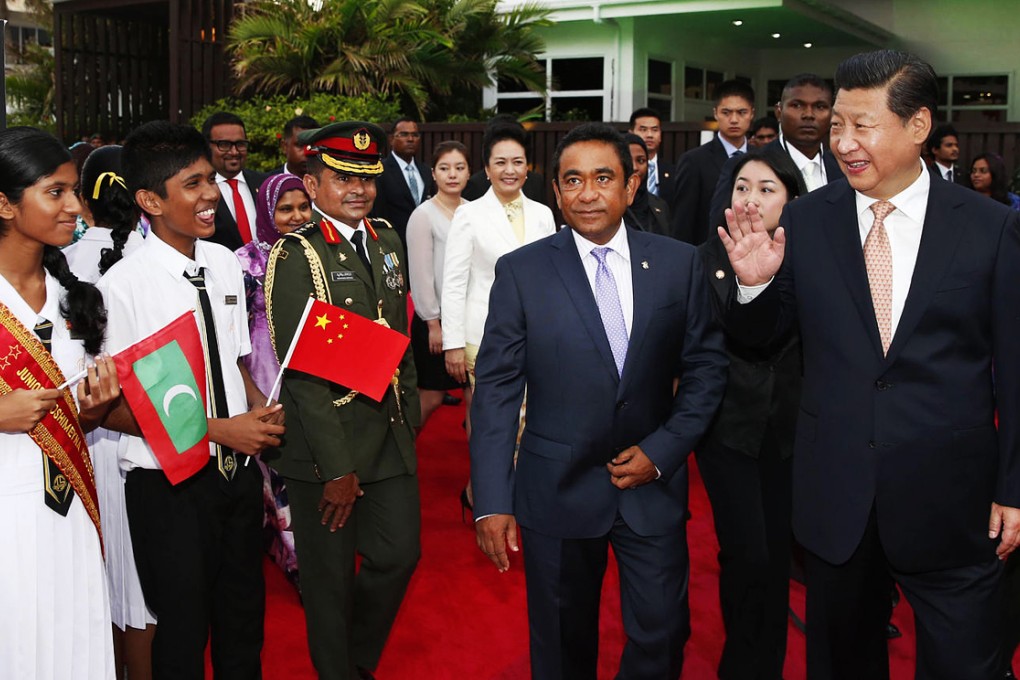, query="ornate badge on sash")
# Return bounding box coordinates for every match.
[0,301,101,544]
